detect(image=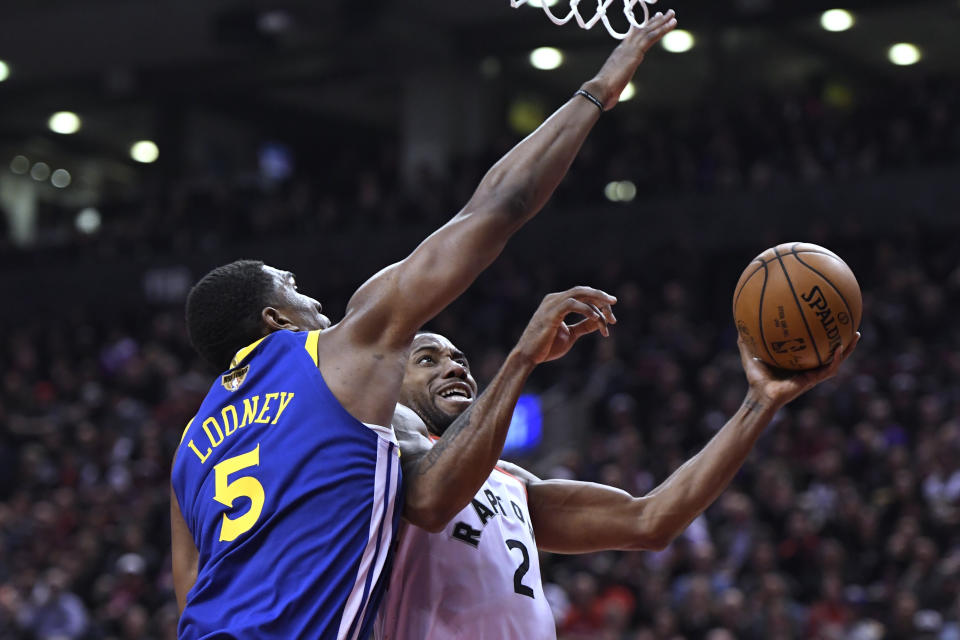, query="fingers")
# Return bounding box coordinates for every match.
[843,331,862,358]
[555,285,617,305]
[804,331,862,385]
[566,315,607,341]
[560,299,610,337]
[543,286,617,337]
[828,331,860,366]
[585,303,610,337]
[547,286,618,322]
[632,9,677,51]
[586,301,617,331]
[828,331,861,372]
[736,336,756,369]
